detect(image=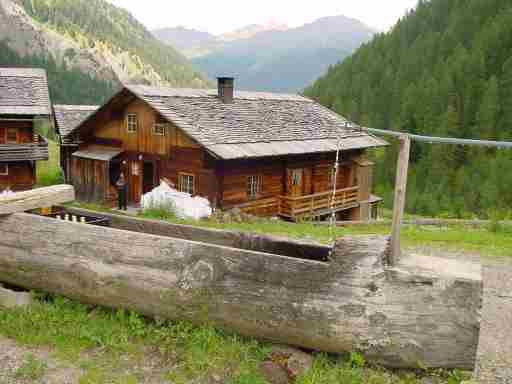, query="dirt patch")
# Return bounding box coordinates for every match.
[0,336,81,384]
